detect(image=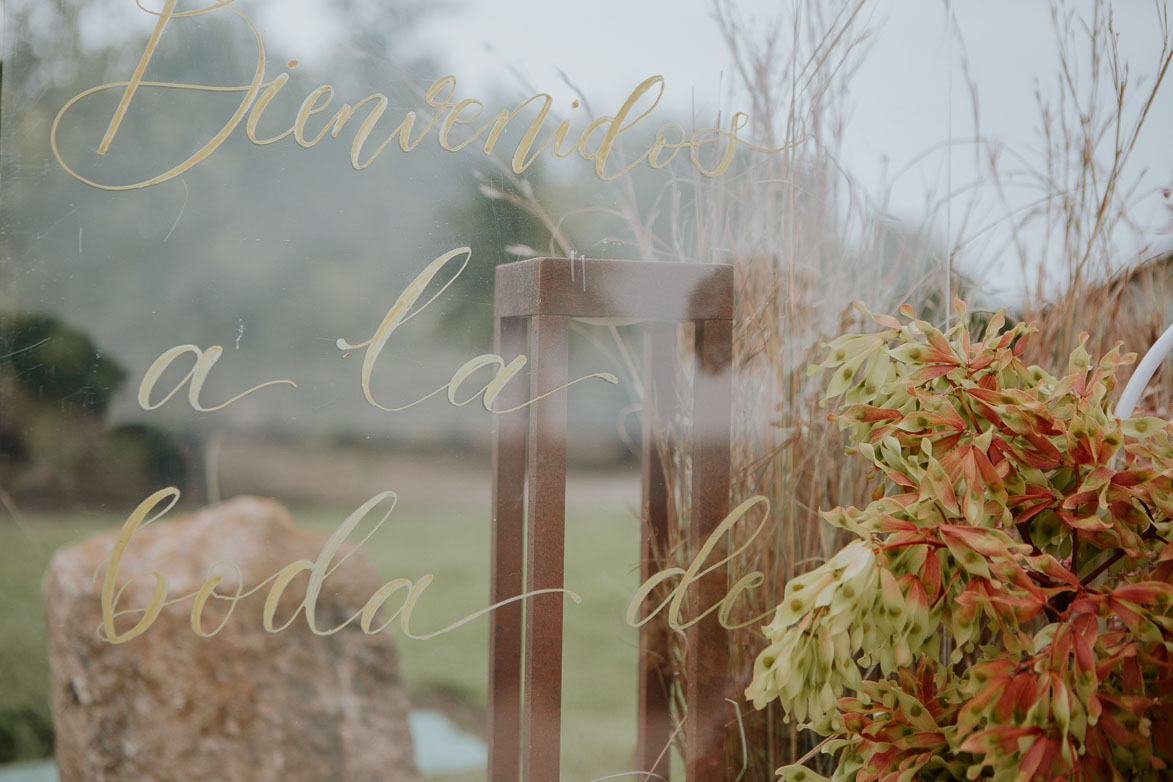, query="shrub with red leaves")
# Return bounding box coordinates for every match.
[747,301,1173,782]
